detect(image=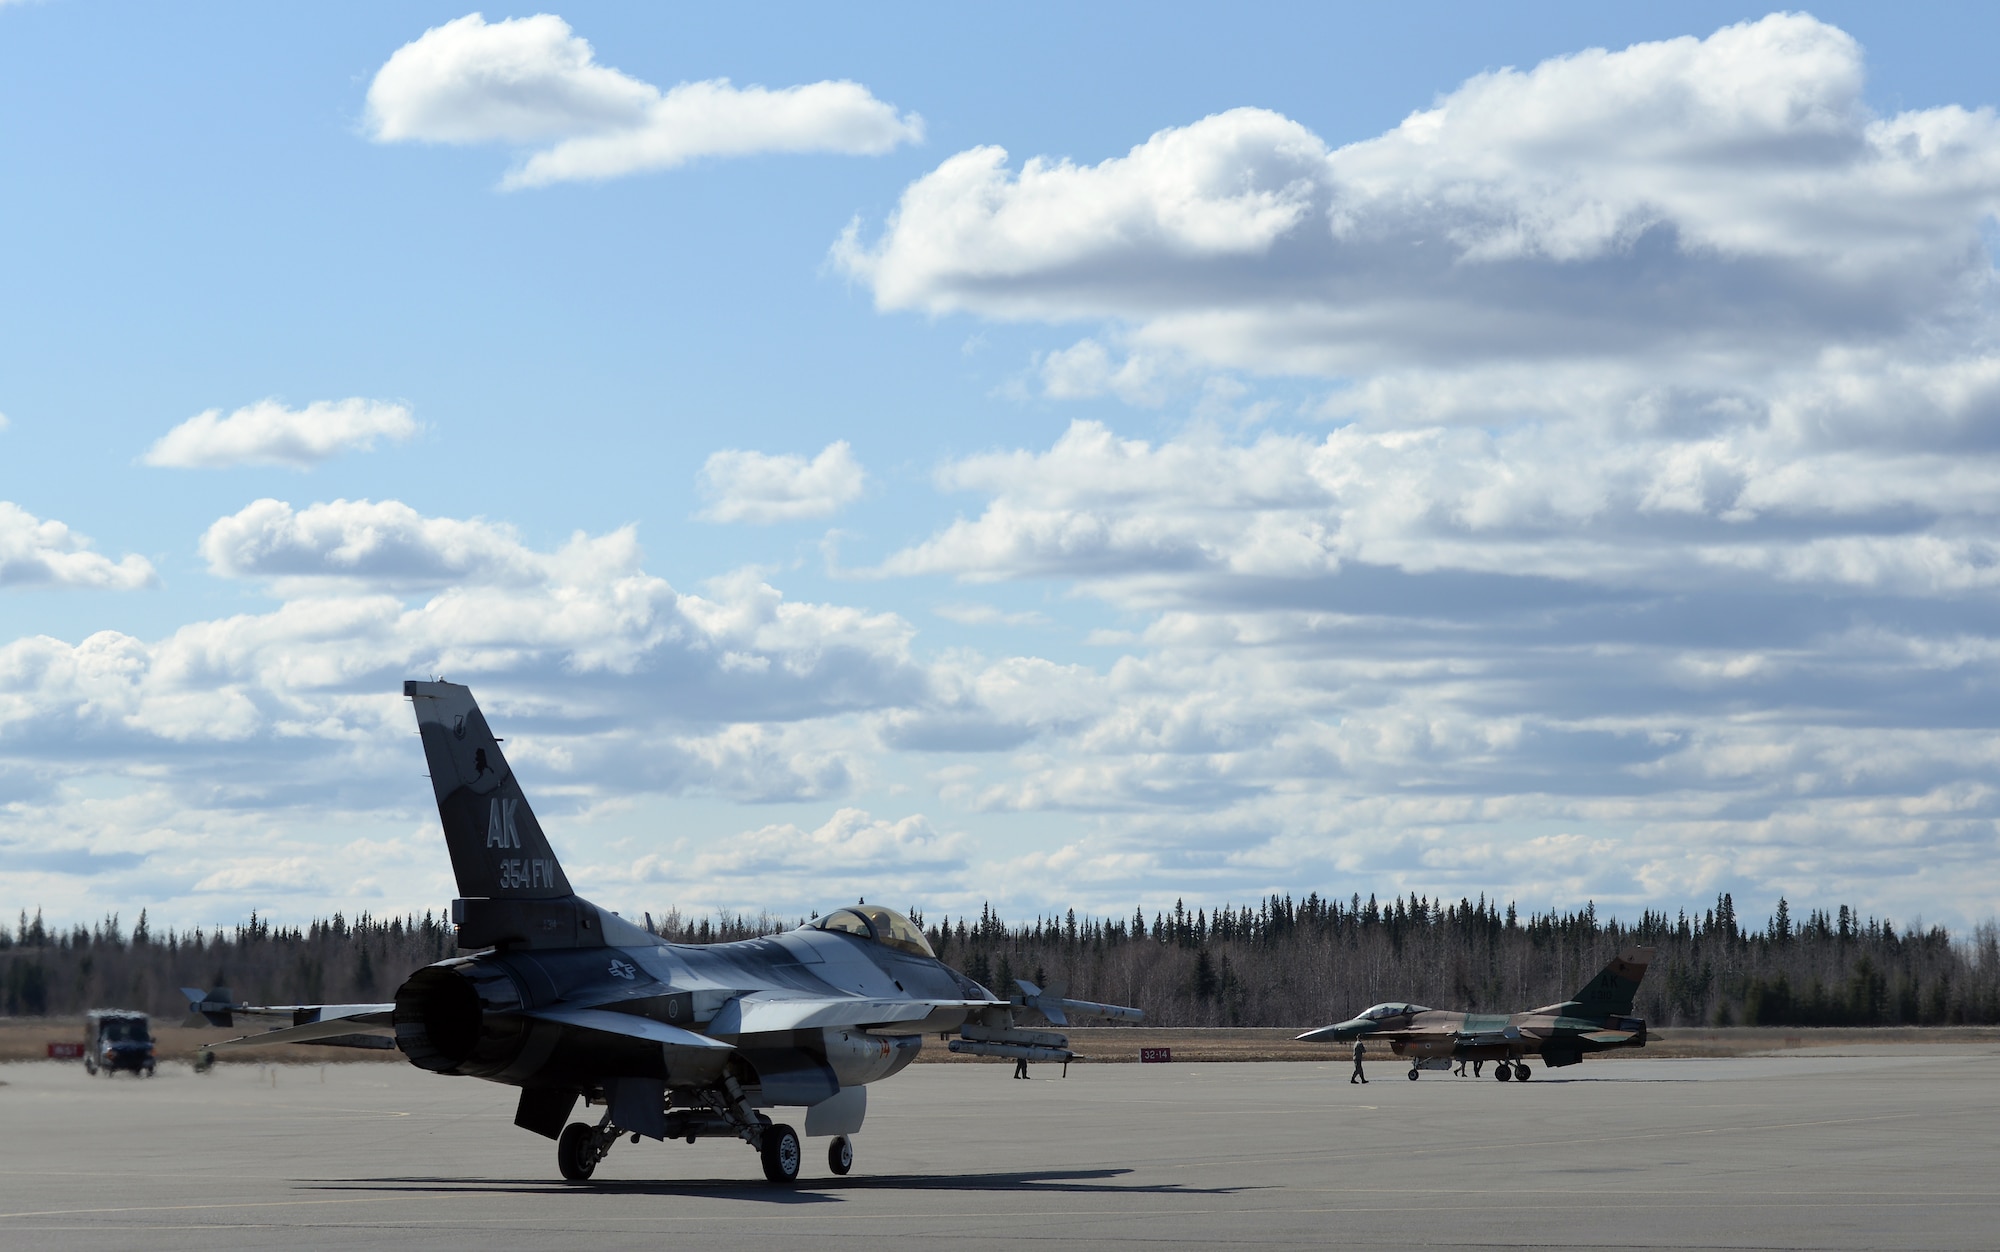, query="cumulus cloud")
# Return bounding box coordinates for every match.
[696,808,968,878]
[698,441,866,523]
[366,13,922,188]
[837,14,2000,377]
[844,12,2000,930]
[0,503,156,590]
[201,498,577,588]
[20,14,2000,932]
[5,499,927,755]
[144,399,416,470]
